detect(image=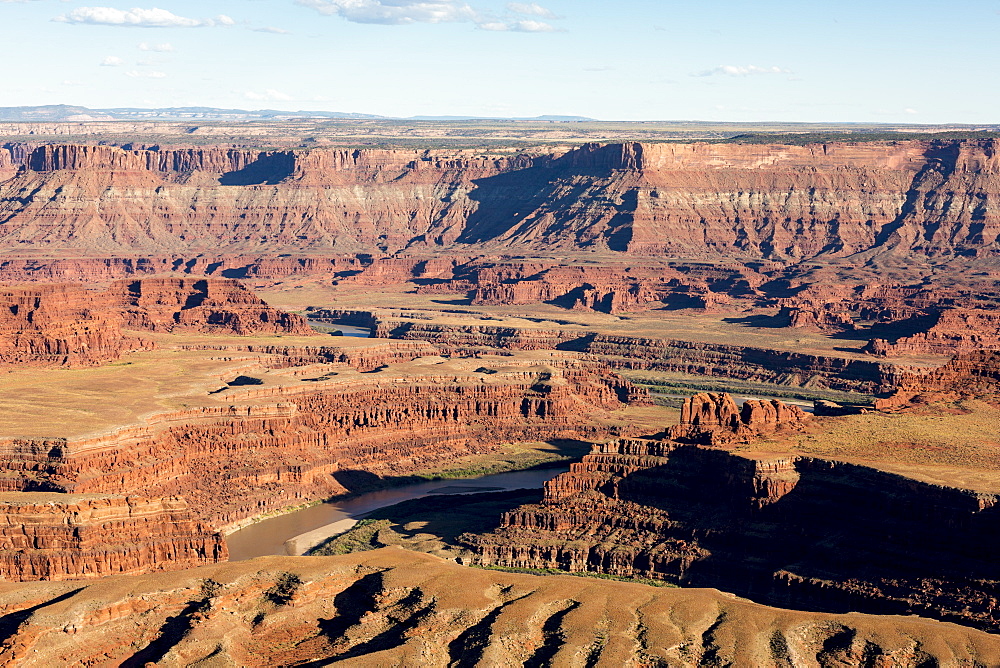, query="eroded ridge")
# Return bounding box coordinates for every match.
[0,548,996,667]
[0,278,315,369]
